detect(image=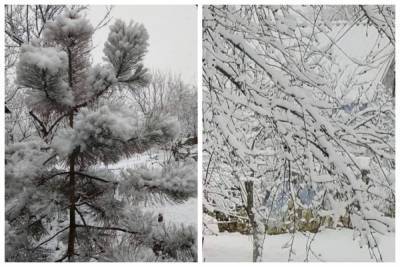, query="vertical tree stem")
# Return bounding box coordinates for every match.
[245,180,263,262]
[66,47,76,262]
